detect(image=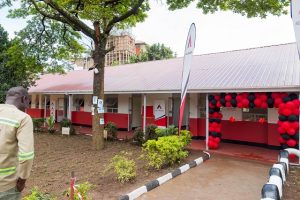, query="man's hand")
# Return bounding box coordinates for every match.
[16,177,26,192]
